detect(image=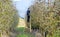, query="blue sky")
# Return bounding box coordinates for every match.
[12,0,34,18]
